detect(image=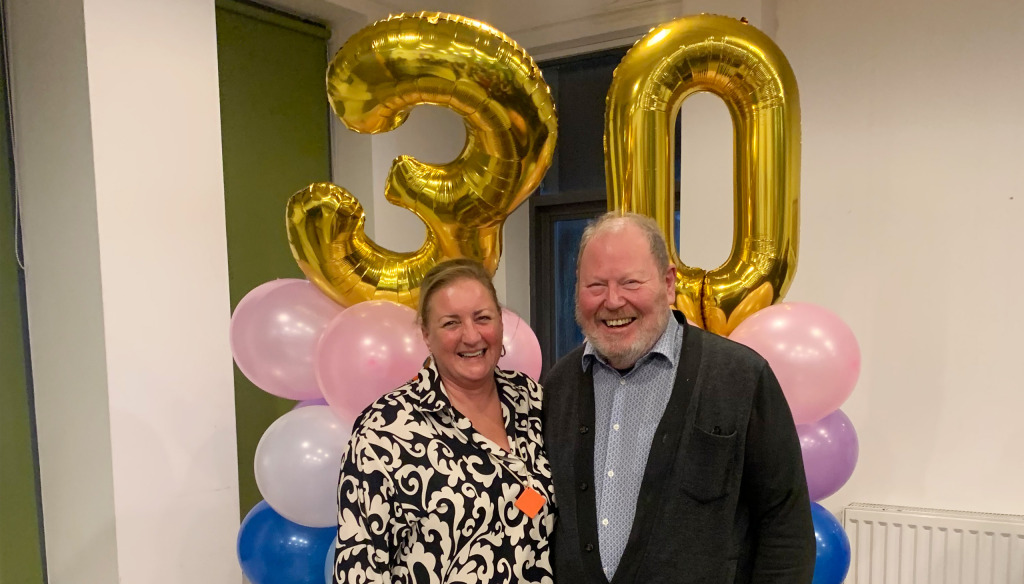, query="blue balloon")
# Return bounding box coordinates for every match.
[237,500,336,584]
[324,543,335,584]
[811,503,851,584]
